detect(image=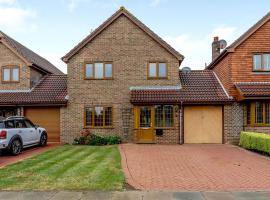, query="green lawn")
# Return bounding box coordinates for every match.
[0,145,125,191]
